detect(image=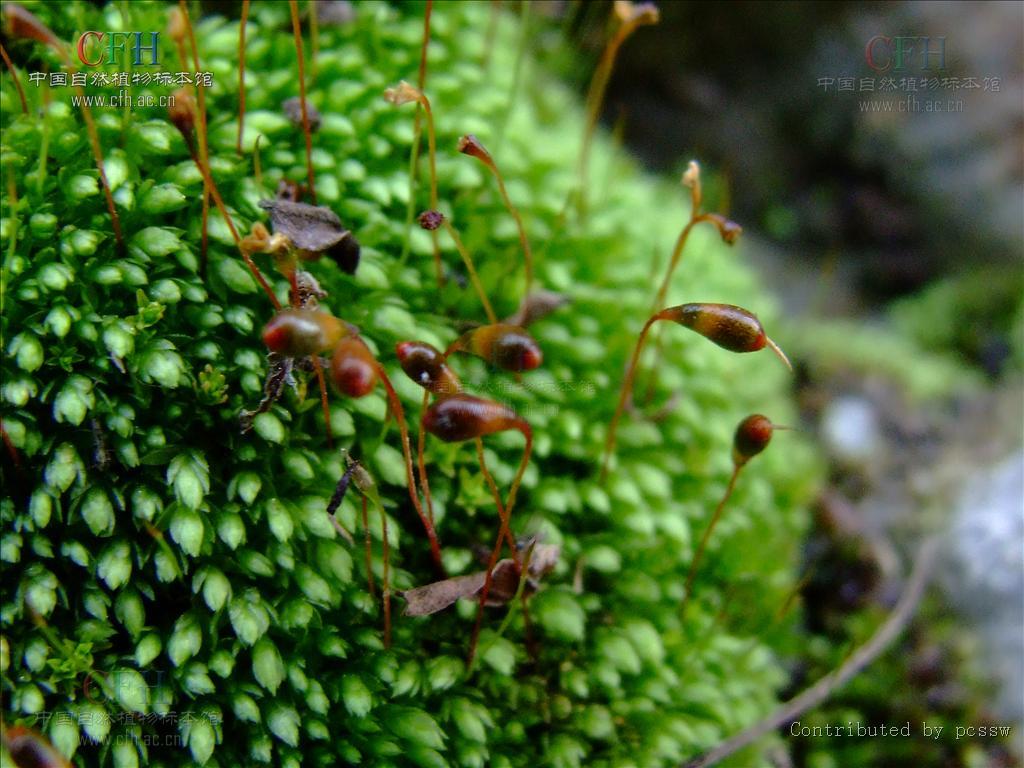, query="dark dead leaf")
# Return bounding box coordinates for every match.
[327,234,361,275]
